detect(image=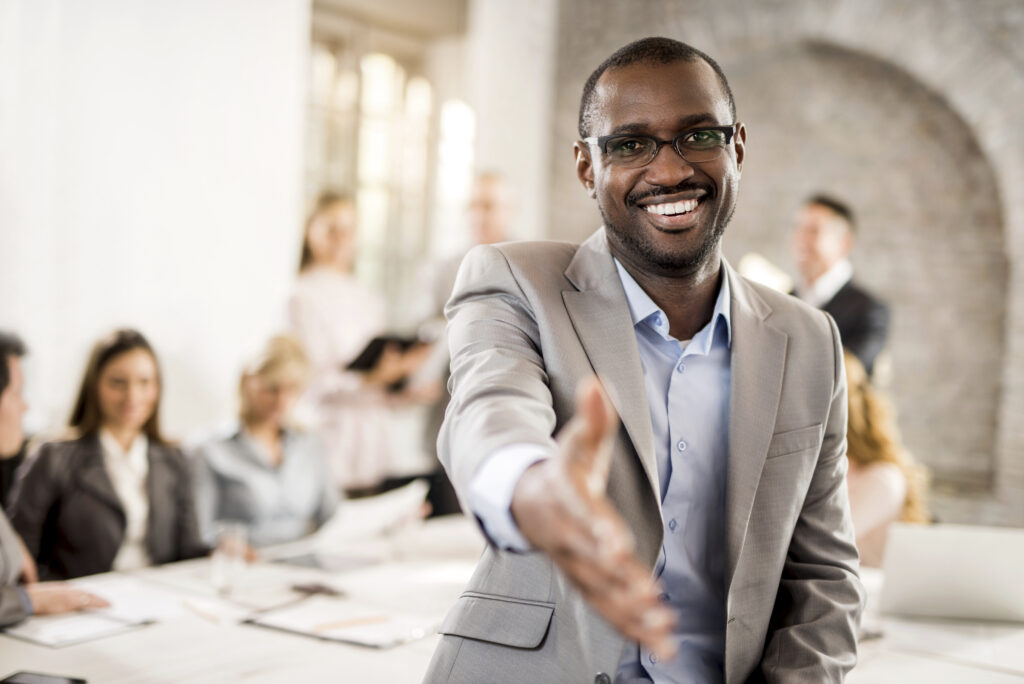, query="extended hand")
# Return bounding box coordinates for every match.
[511,377,677,661]
[25,583,110,615]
